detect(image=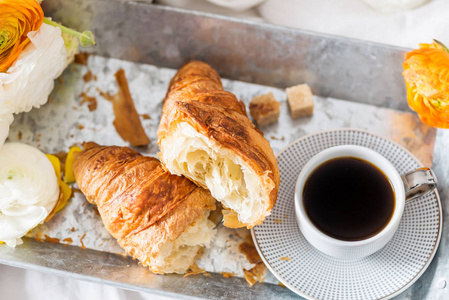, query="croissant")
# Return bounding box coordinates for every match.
[73,142,216,274]
[157,61,280,228]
